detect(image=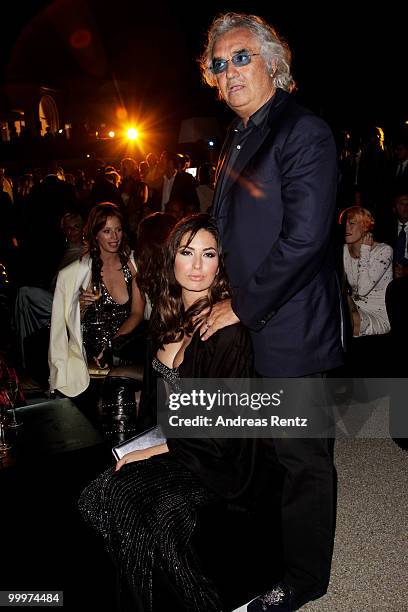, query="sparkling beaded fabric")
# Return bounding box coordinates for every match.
[82,263,132,359]
[78,355,222,611]
[258,585,285,607]
[78,457,220,611]
[152,356,181,391]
